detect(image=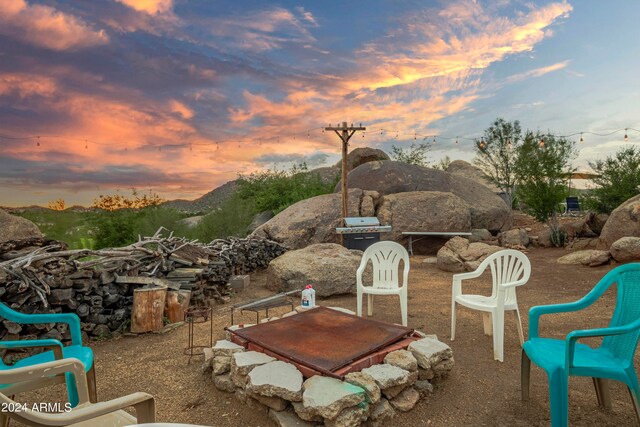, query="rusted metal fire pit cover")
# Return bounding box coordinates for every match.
[230,306,413,375]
